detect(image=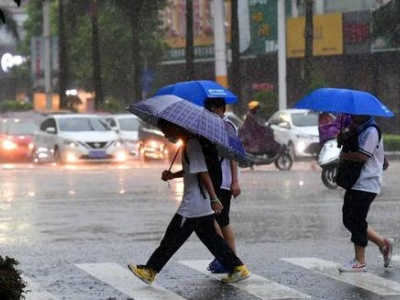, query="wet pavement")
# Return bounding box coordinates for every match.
[1,159,400,300]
